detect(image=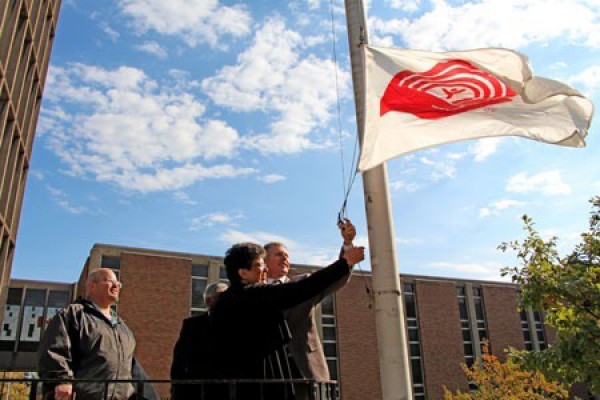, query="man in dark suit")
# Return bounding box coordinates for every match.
[264,220,356,397]
[210,241,364,399]
[170,282,228,400]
